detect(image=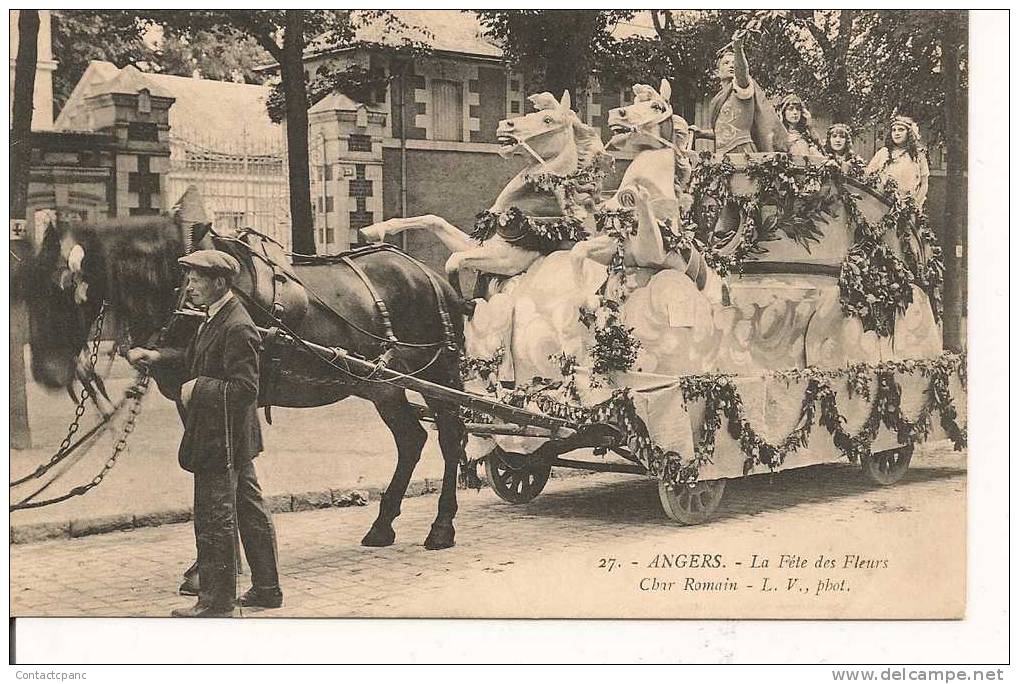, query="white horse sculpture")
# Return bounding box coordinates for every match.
[570,79,715,293]
[361,90,609,291]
